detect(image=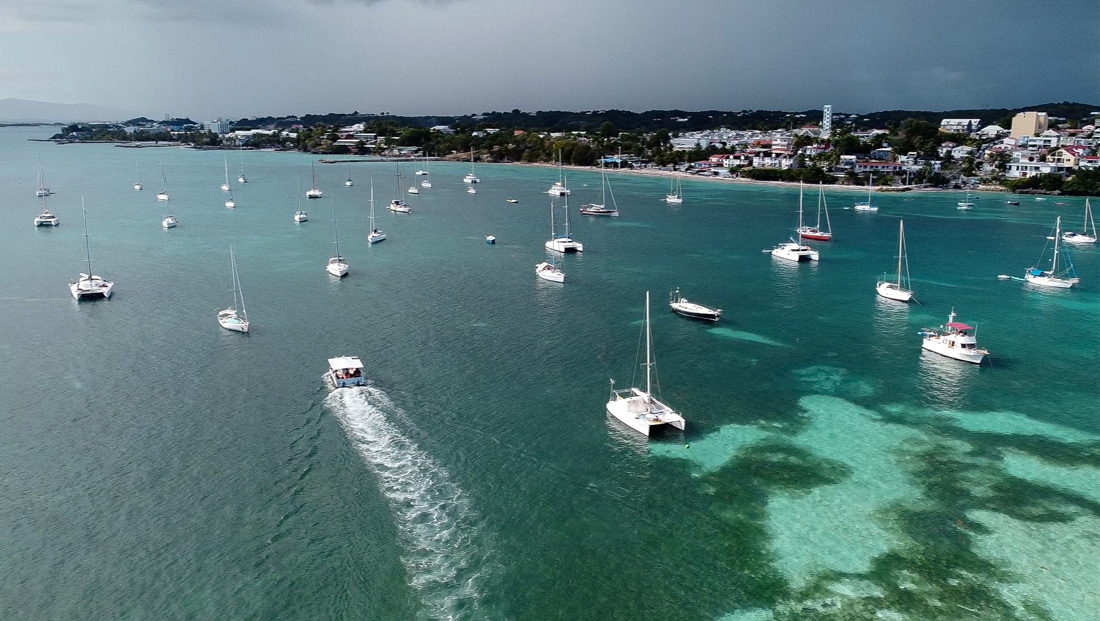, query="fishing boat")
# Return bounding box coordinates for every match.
[368,179,385,243]
[463,150,480,184]
[157,165,170,201]
[69,198,114,301]
[345,163,353,187]
[771,183,819,262]
[547,150,570,195]
[876,220,915,302]
[957,191,975,210]
[326,202,348,277]
[221,155,232,191]
[607,291,686,436]
[545,193,583,253]
[237,145,247,183]
[34,205,59,227]
[1061,198,1096,244]
[1025,215,1078,288]
[797,183,832,240]
[664,178,683,204]
[579,163,620,216]
[668,288,721,321]
[535,258,564,282]
[326,355,365,388]
[920,309,989,364]
[217,245,249,333]
[854,174,879,212]
[35,159,52,197]
[306,163,323,199]
[133,161,142,191]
